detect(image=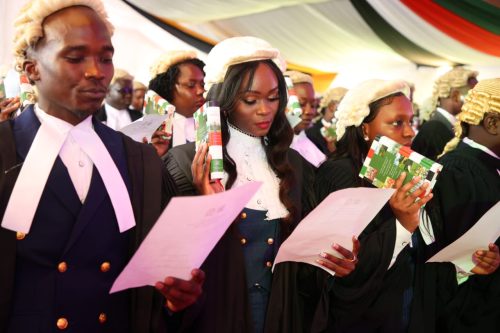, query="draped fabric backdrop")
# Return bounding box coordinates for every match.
[1,0,499,104]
